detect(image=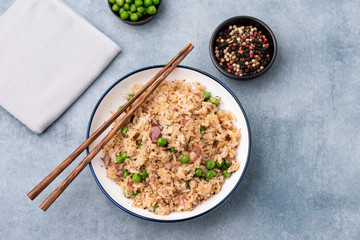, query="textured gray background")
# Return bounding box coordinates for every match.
[1,0,359,239]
